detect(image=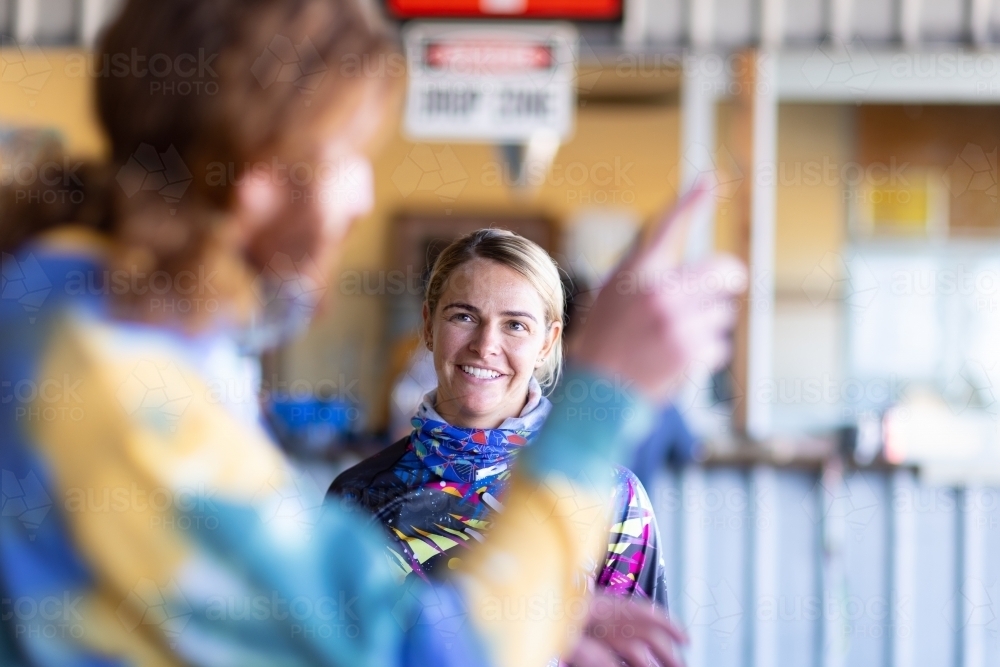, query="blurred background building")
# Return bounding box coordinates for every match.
[2,1,1000,666]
